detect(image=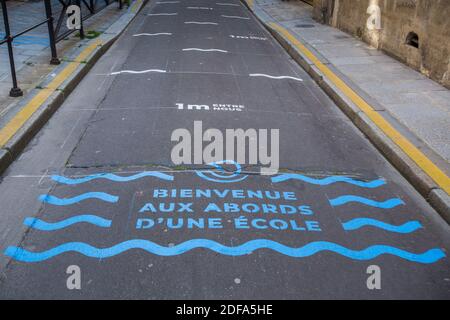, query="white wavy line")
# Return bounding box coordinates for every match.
[184,21,218,25]
[182,48,228,53]
[216,3,241,6]
[221,15,250,20]
[110,69,167,75]
[249,74,304,81]
[133,33,172,37]
[146,13,178,16]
